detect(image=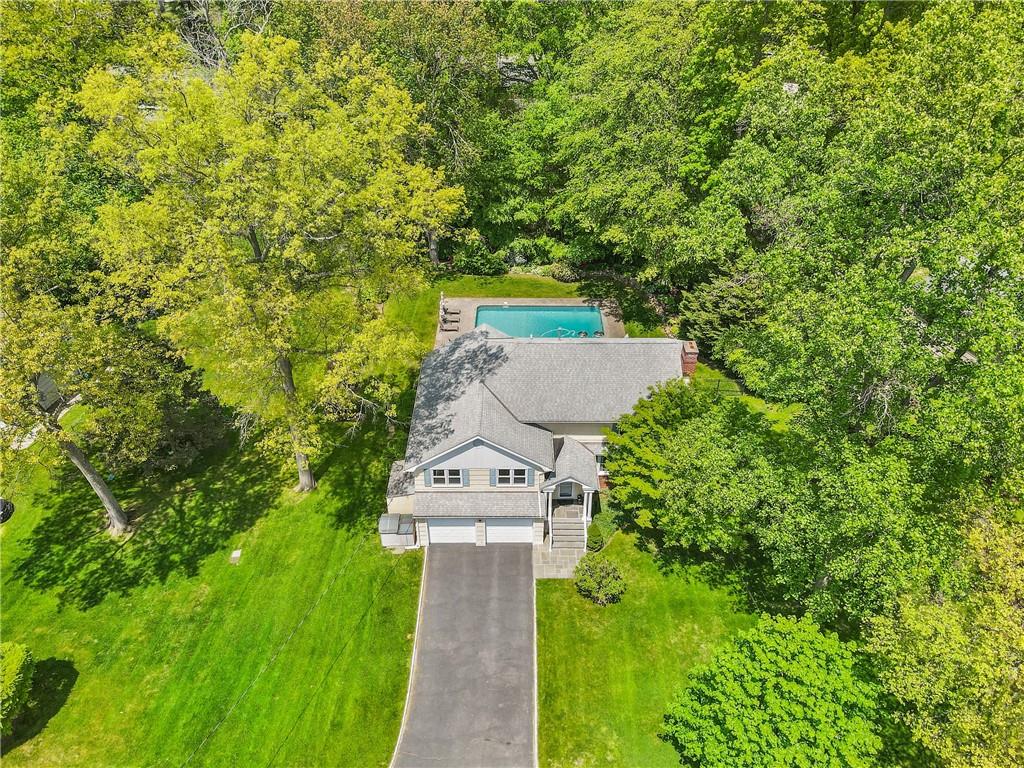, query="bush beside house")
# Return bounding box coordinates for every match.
[586,521,605,552]
[574,554,625,605]
[1,642,35,736]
